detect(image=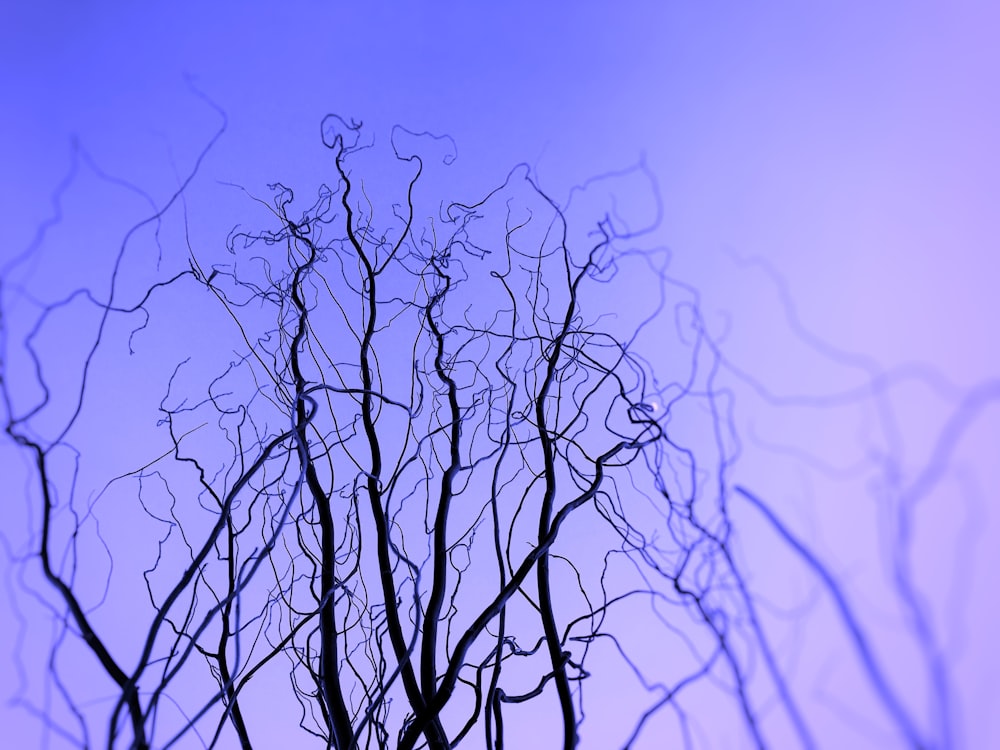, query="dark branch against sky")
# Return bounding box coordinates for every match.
[1,3,998,748]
